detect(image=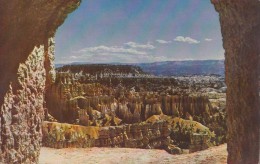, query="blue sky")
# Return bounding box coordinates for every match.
[55,0,224,64]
